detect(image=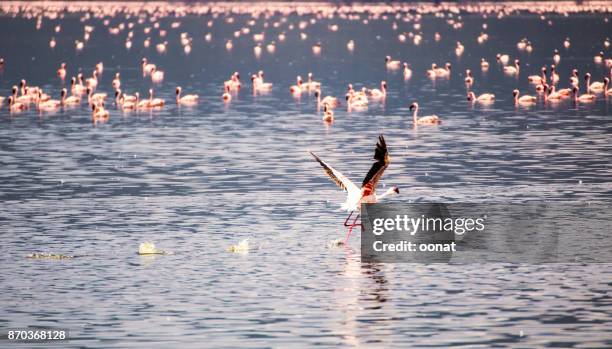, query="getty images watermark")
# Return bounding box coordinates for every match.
[361,203,612,263]
[371,213,485,252]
